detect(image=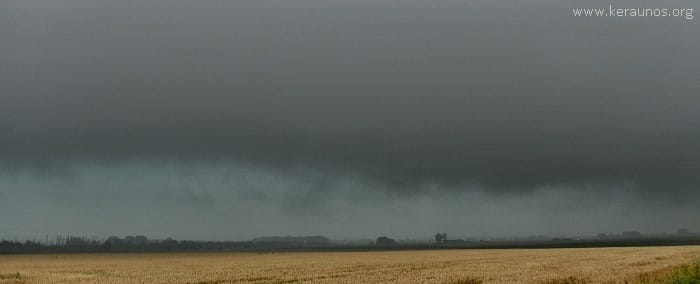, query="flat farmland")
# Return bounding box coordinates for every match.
[1,246,699,283]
